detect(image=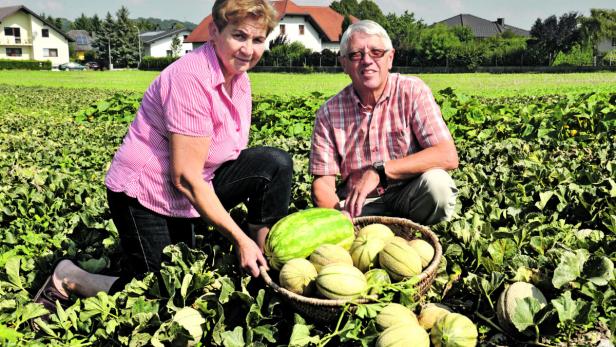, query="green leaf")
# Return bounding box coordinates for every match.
[221,326,245,347]
[551,291,577,323]
[536,191,554,210]
[510,297,543,332]
[18,303,49,325]
[173,307,205,344]
[583,256,615,286]
[552,250,589,289]
[5,256,23,290]
[487,238,517,265]
[289,322,320,347]
[0,324,22,342]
